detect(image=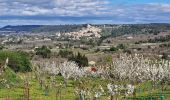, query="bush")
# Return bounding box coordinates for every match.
[68,52,88,67]
[123,49,132,54]
[105,55,113,63]
[0,45,4,50]
[162,53,169,60]
[109,44,126,52]
[35,45,51,58]
[0,51,31,72]
[58,49,73,58]
[110,47,118,51]
[95,48,100,52]
[117,44,126,50]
